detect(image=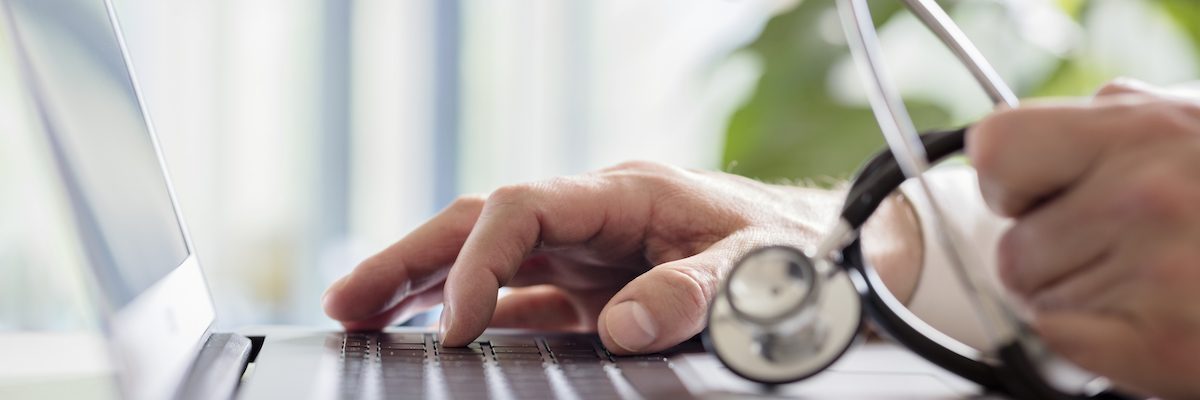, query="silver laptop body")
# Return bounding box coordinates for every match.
[2,0,979,398]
